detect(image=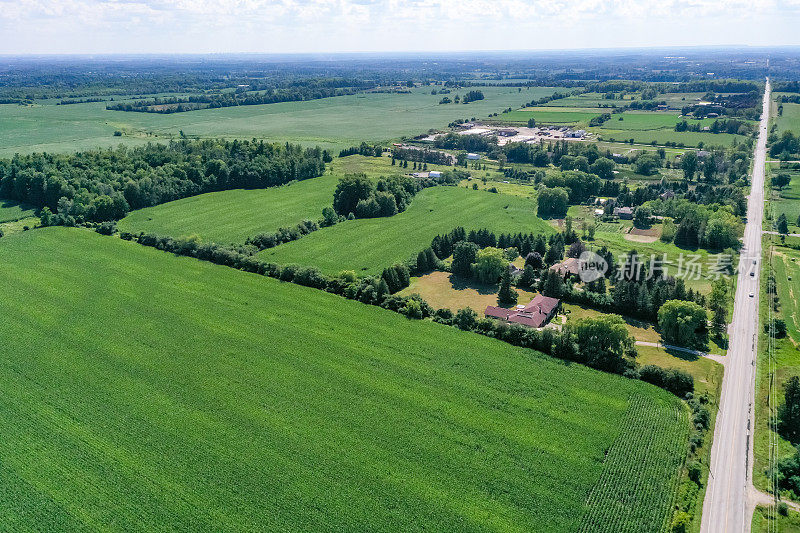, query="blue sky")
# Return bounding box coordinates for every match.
[0,0,796,54]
